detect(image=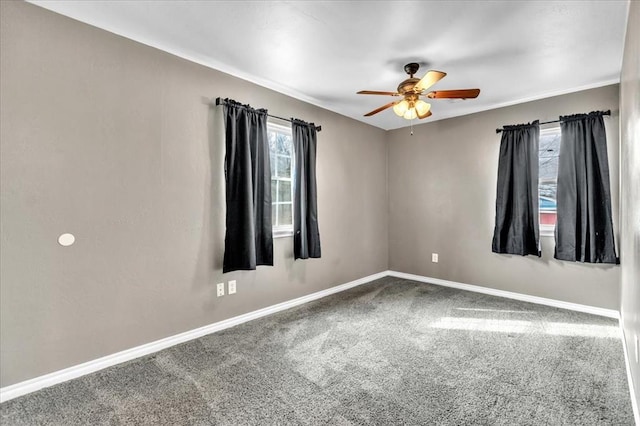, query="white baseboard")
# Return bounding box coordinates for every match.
[0,269,623,404]
[386,271,620,319]
[620,325,640,425]
[0,270,388,403]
